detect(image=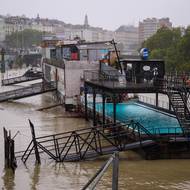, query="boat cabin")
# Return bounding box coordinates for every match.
[120,59,165,83]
